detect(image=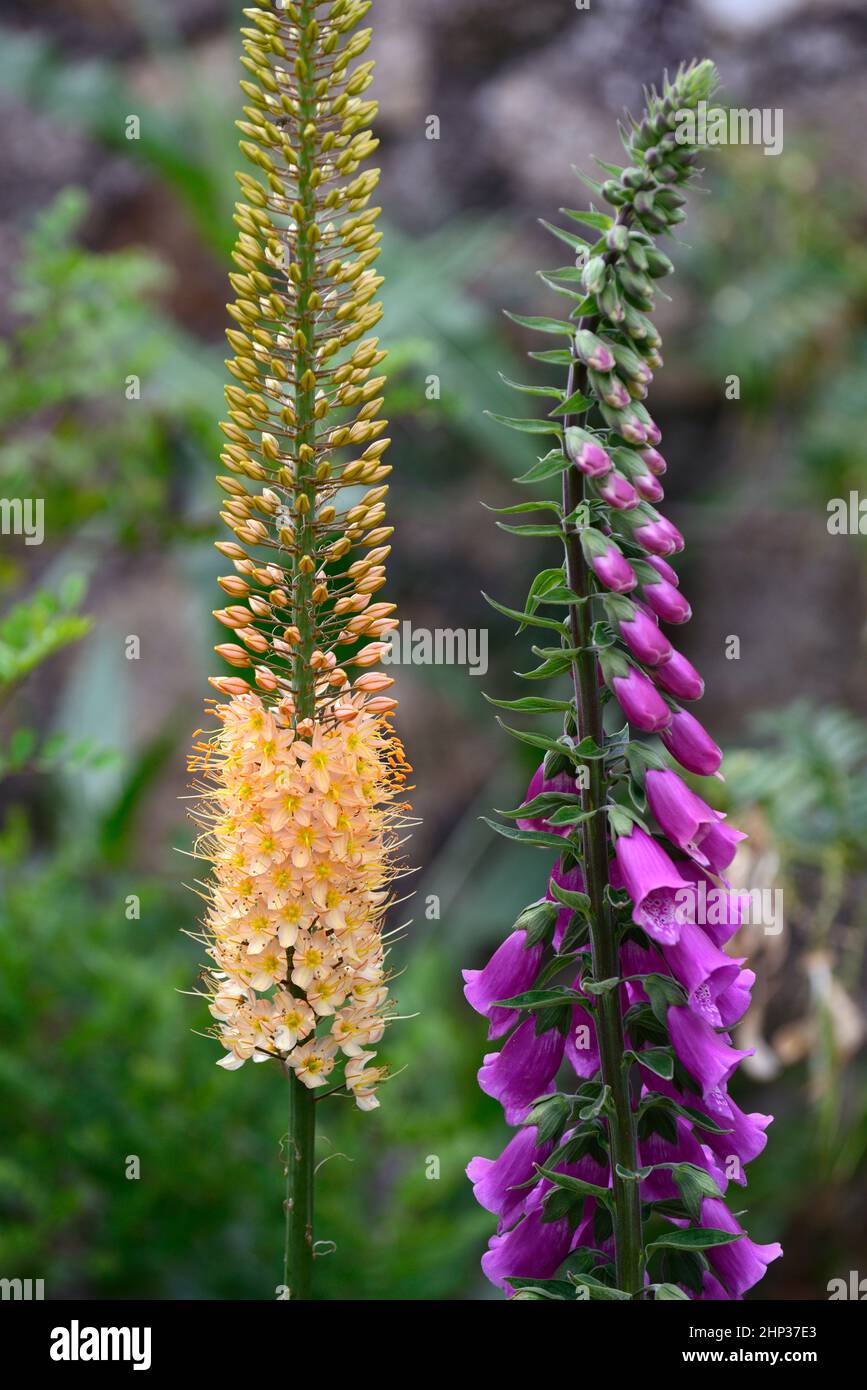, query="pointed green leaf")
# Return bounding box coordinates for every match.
[504,310,576,335]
